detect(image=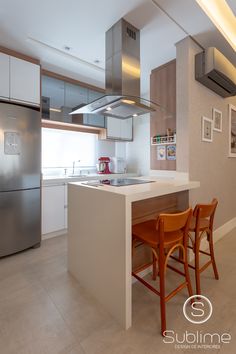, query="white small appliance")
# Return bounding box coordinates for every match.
[110,157,126,174]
